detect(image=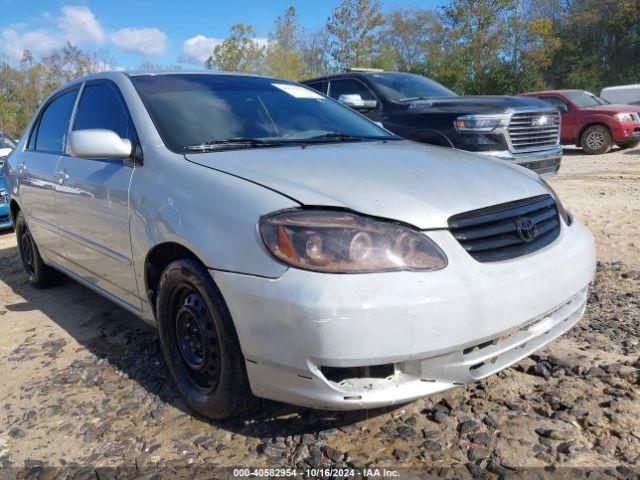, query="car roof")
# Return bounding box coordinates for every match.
[43,69,286,103]
[524,89,585,96]
[601,84,640,91]
[303,71,416,83]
